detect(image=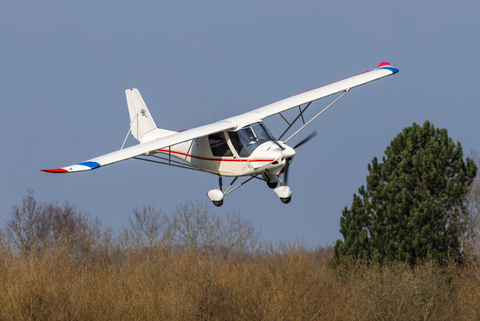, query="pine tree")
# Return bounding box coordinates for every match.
[334,121,477,264]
